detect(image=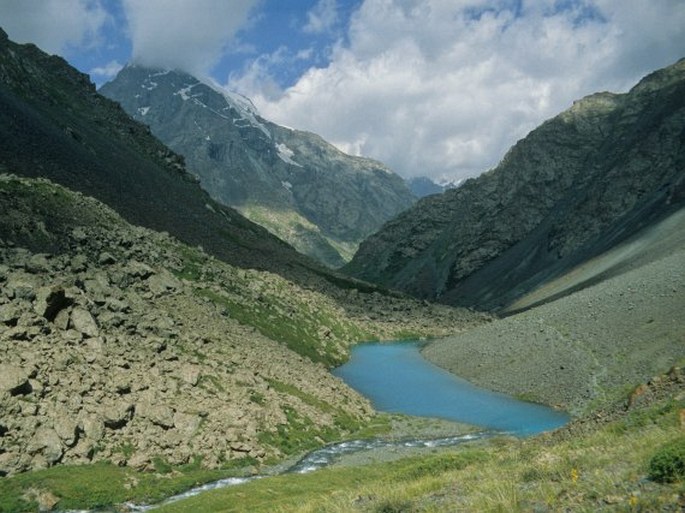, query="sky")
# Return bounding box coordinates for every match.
[1,0,684,183]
